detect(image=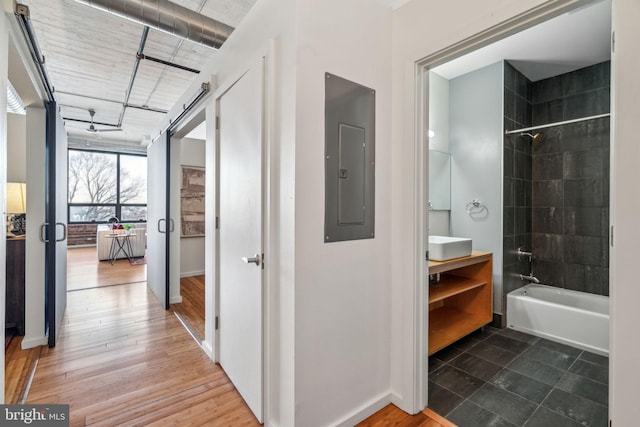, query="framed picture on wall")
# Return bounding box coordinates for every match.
[181,166,205,237]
